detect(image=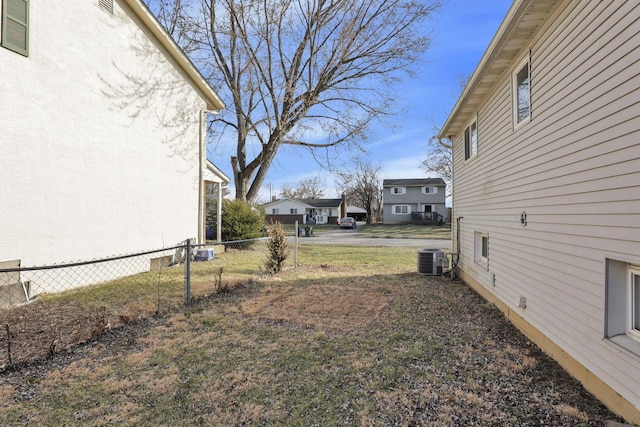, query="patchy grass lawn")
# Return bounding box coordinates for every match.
[0,245,623,426]
[357,223,451,240]
[280,223,337,236]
